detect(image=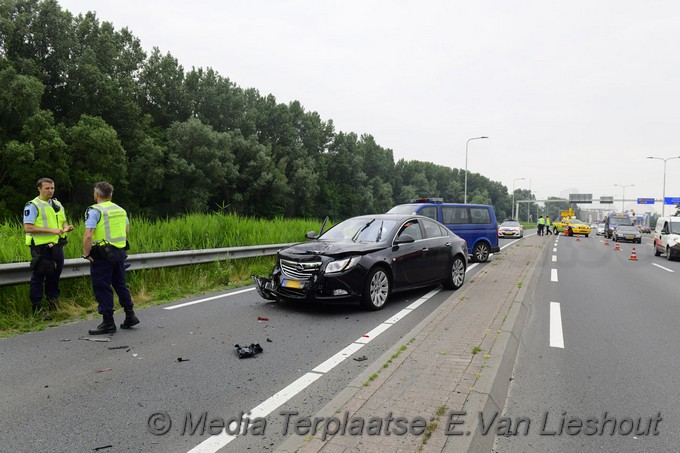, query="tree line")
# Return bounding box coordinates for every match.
[1,0,537,223]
